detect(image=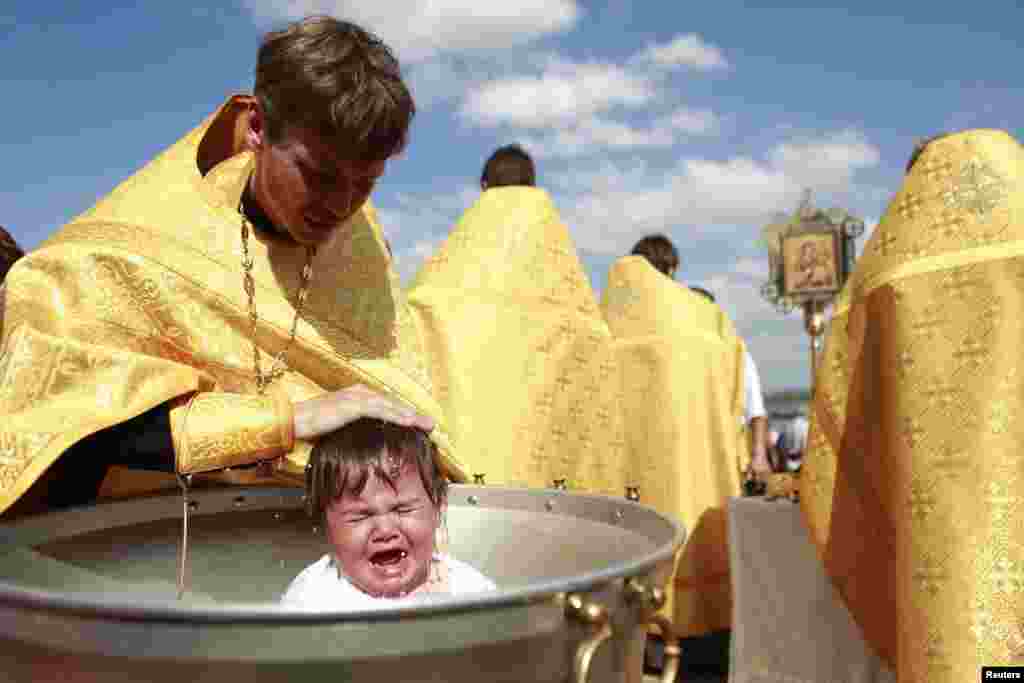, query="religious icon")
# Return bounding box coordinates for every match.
[781,228,841,300]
